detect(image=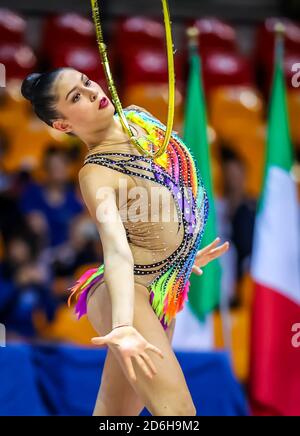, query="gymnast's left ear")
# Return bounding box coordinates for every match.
[52,119,73,133]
